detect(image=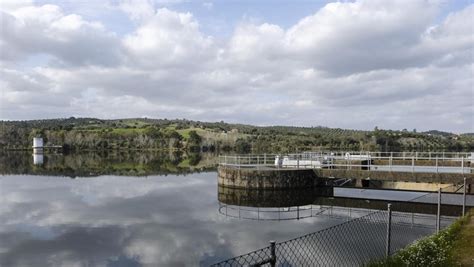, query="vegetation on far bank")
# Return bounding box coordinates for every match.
[1,117,473,153]
[368,211,473,267]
